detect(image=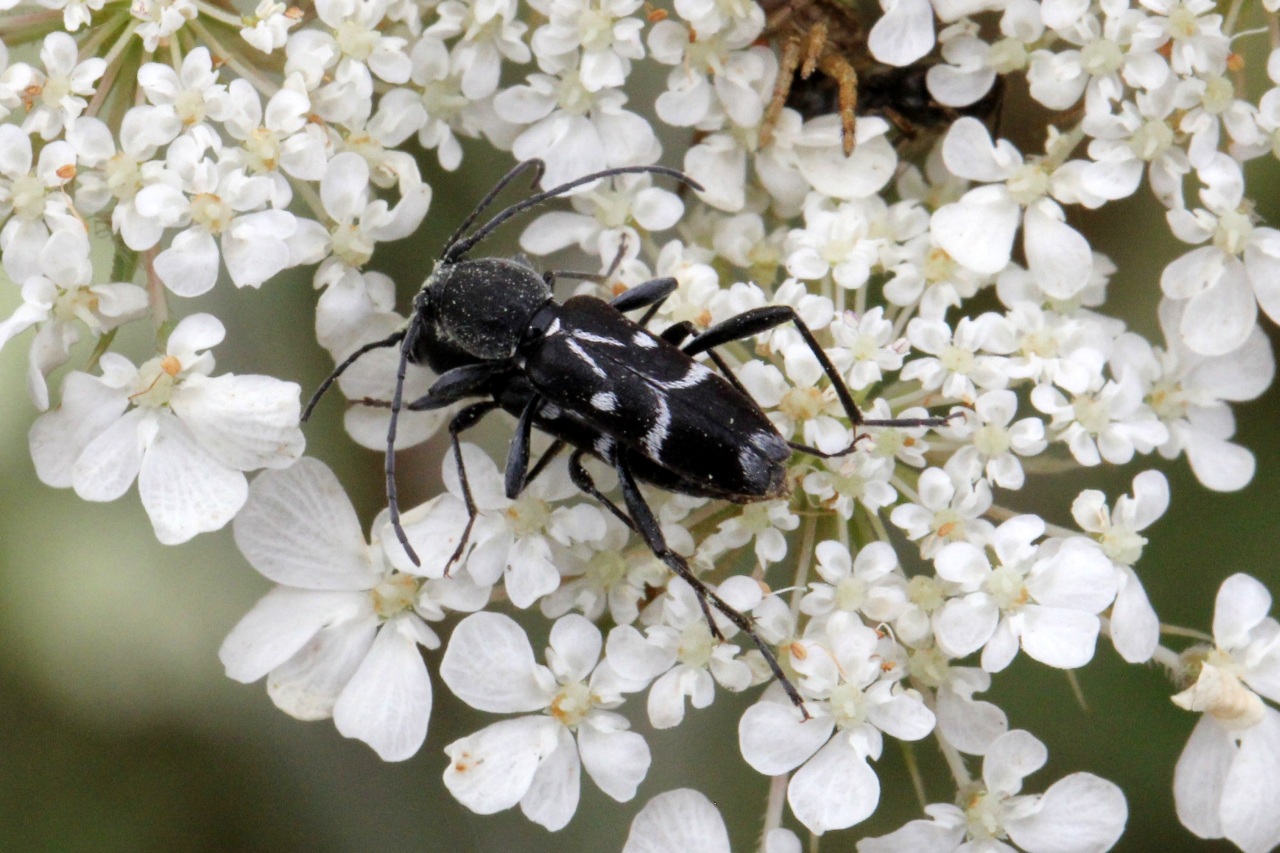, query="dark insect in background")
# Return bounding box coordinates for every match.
[305,160,951,714]
[758,0,1005,156]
